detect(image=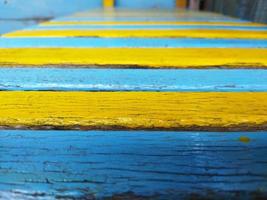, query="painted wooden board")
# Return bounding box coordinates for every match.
[0,130,266,199]
[0,92,266,131]
[27,25,267,31]
[55,17,248,22]
[4,29,267,39]
[3,10,267,39]
[70,9,241,17]
[0,68,267,92]
[41,21,266,26]
[1,38,267,48]
[0,48,266,68]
